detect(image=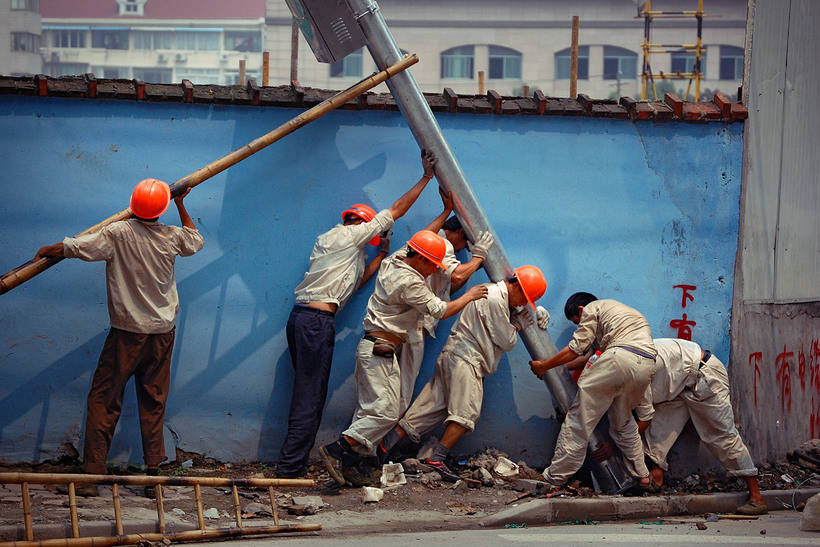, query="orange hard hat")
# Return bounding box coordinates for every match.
[514,265,547,309]
[130,178,171,219]
[342,203,379,246]
[407,230,447,269]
